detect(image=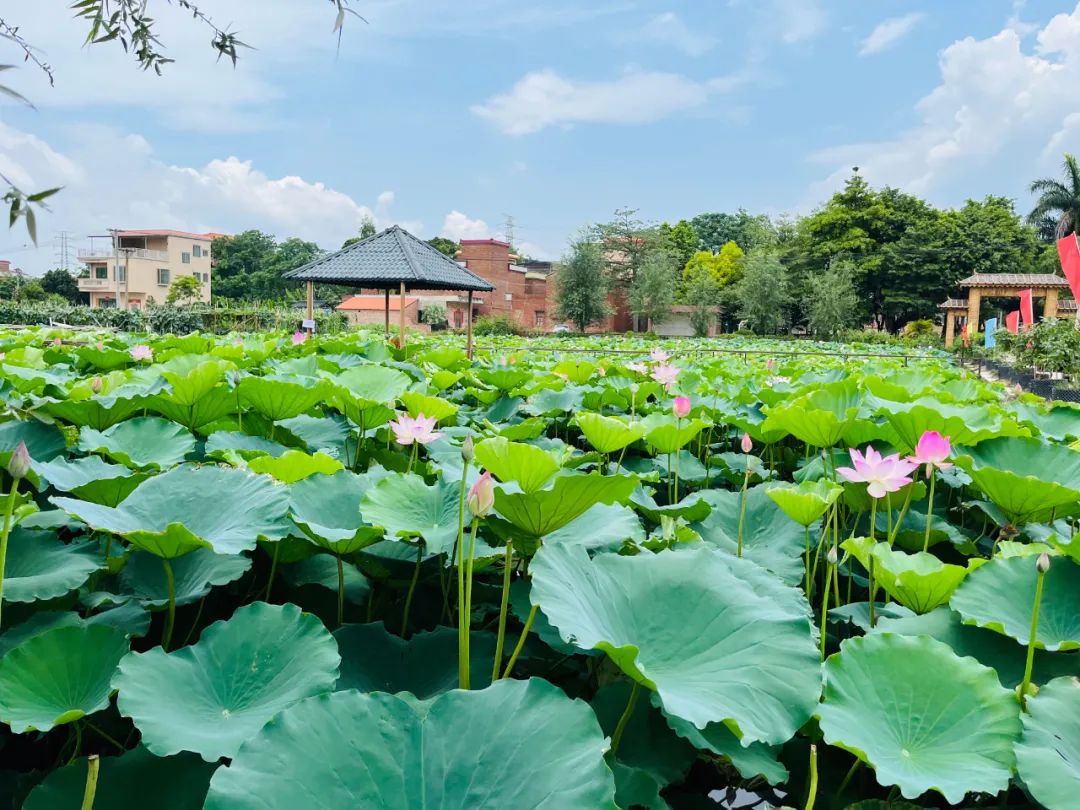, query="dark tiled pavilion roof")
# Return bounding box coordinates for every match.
[283,226,494,292]
[938,299,968,309]
[959,273,1071,288]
